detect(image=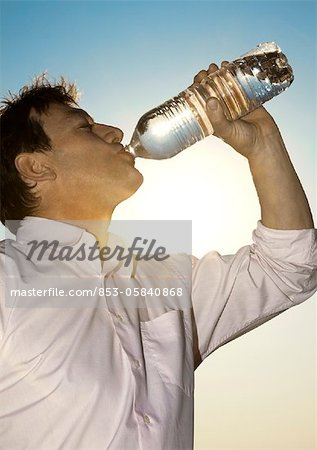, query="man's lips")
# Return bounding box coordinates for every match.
[114,144,125,153]
[117,145,135,162]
